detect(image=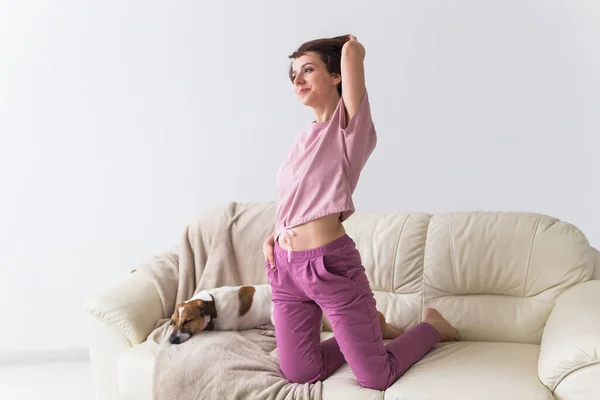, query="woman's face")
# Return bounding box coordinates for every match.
[290,51,340,107]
